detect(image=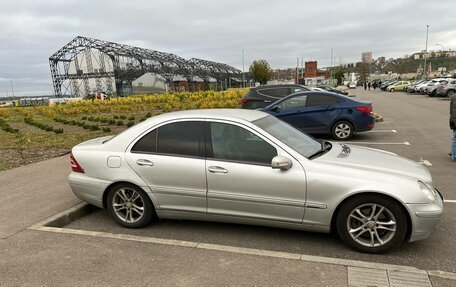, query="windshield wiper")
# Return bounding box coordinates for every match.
[308,141,332,160]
